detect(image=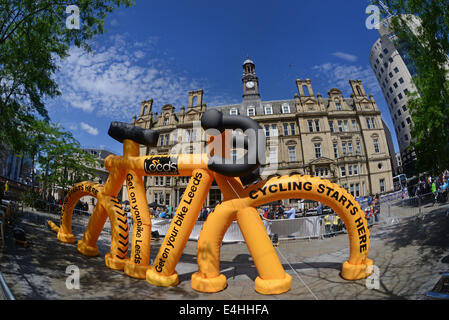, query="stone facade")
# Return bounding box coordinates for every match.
[77,148,115,212]
[132,59,394,209]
